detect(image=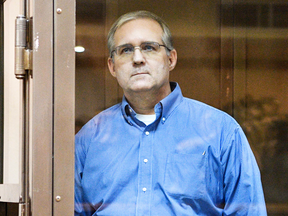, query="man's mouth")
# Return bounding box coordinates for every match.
[131,72,149,76]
